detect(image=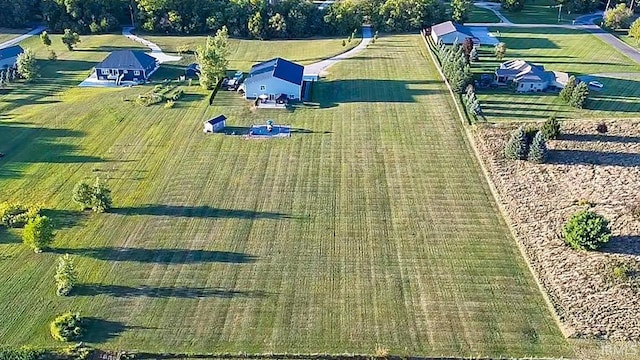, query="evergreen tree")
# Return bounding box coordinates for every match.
[569,82,589,109]
[527,131,548,163]
[16,48,38,81]
[55,254,78,296]
[541,115,560,139]
[494,42,507,60]
[504,126,528,160]
[559,76,576,102]
[40,31,51,47]
[469,47,478,62]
